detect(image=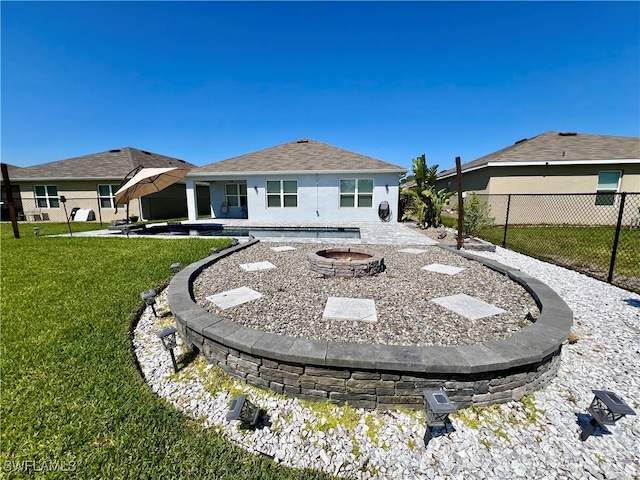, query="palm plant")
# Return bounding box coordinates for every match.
[401,154,453,228]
